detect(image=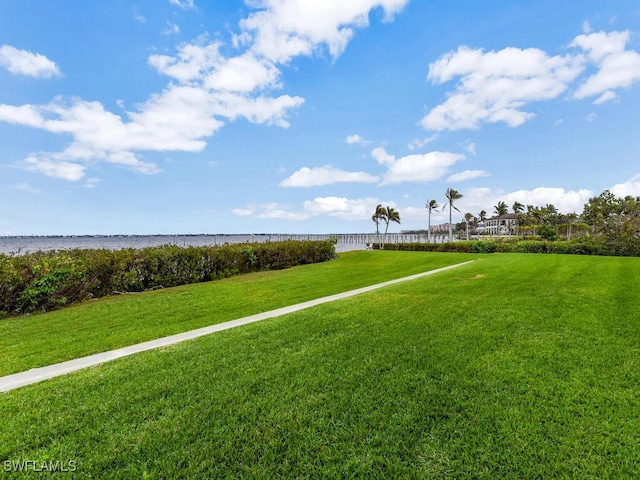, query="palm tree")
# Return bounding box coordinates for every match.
[444,188,463,242]
[464,212,474,240]
[425,199,440,244]
[382,206,401,247]
[494,201,508,238]
[512,201,524,237]
[371,204,385,246]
